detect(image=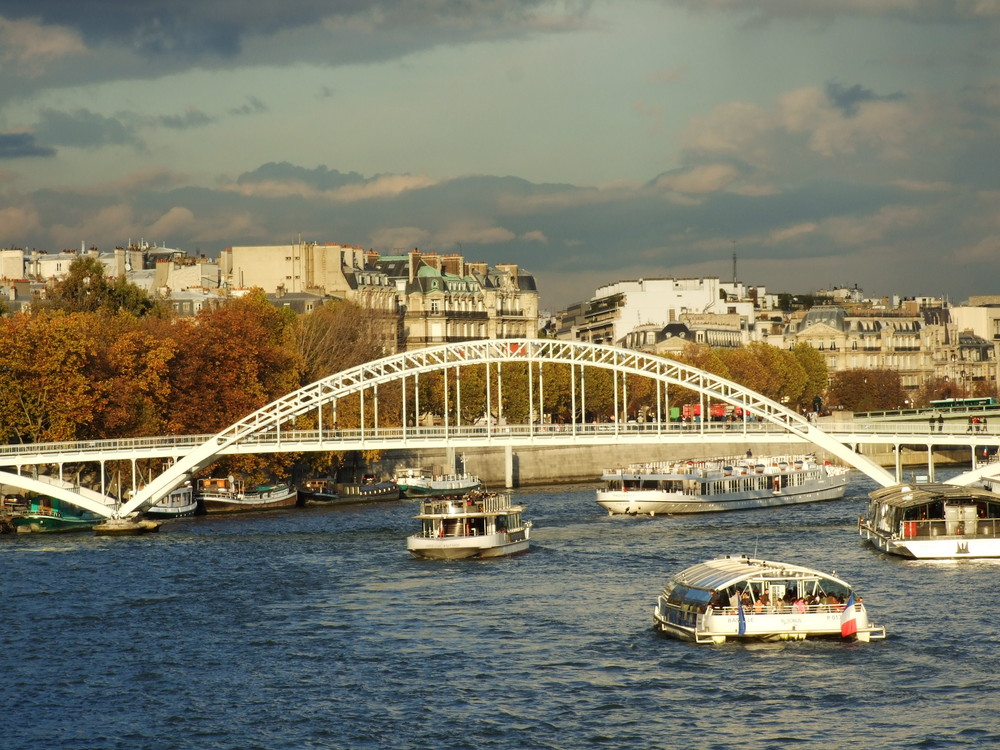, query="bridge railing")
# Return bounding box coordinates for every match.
[2,419,998,465]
